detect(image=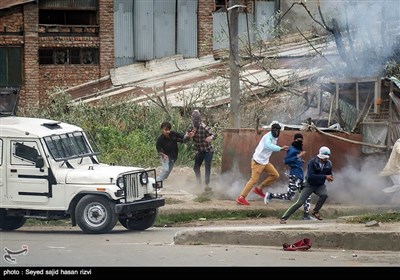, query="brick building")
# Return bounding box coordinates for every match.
[1,0,280,109]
